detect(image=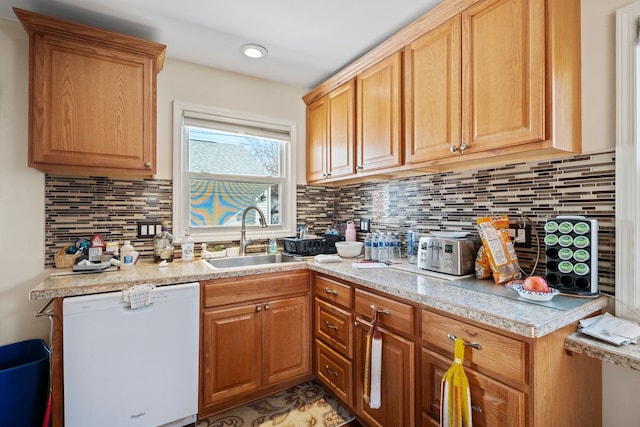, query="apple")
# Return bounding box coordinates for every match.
[523,276,550,293]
